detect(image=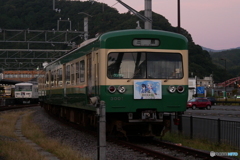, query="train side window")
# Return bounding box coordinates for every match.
[71,63,74,85]
[46,73,49,87]
[51,71,54,87]
[54,70,57,87]
[76,62,79,84]
[80,60,85,82]
[58,68,63,86]
[66,65,70,85]
[56,69,59,86]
